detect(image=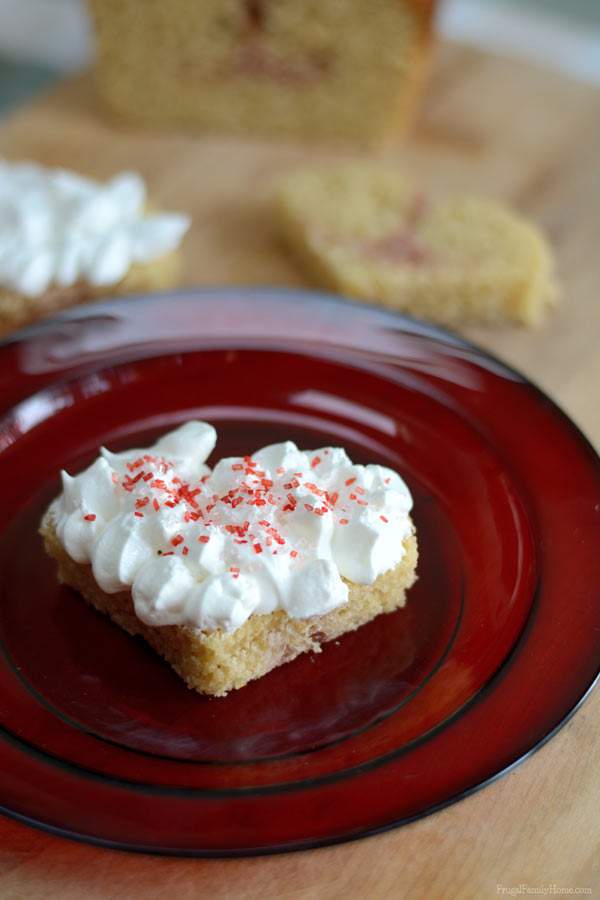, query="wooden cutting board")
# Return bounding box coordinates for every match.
[0,42,599,899]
